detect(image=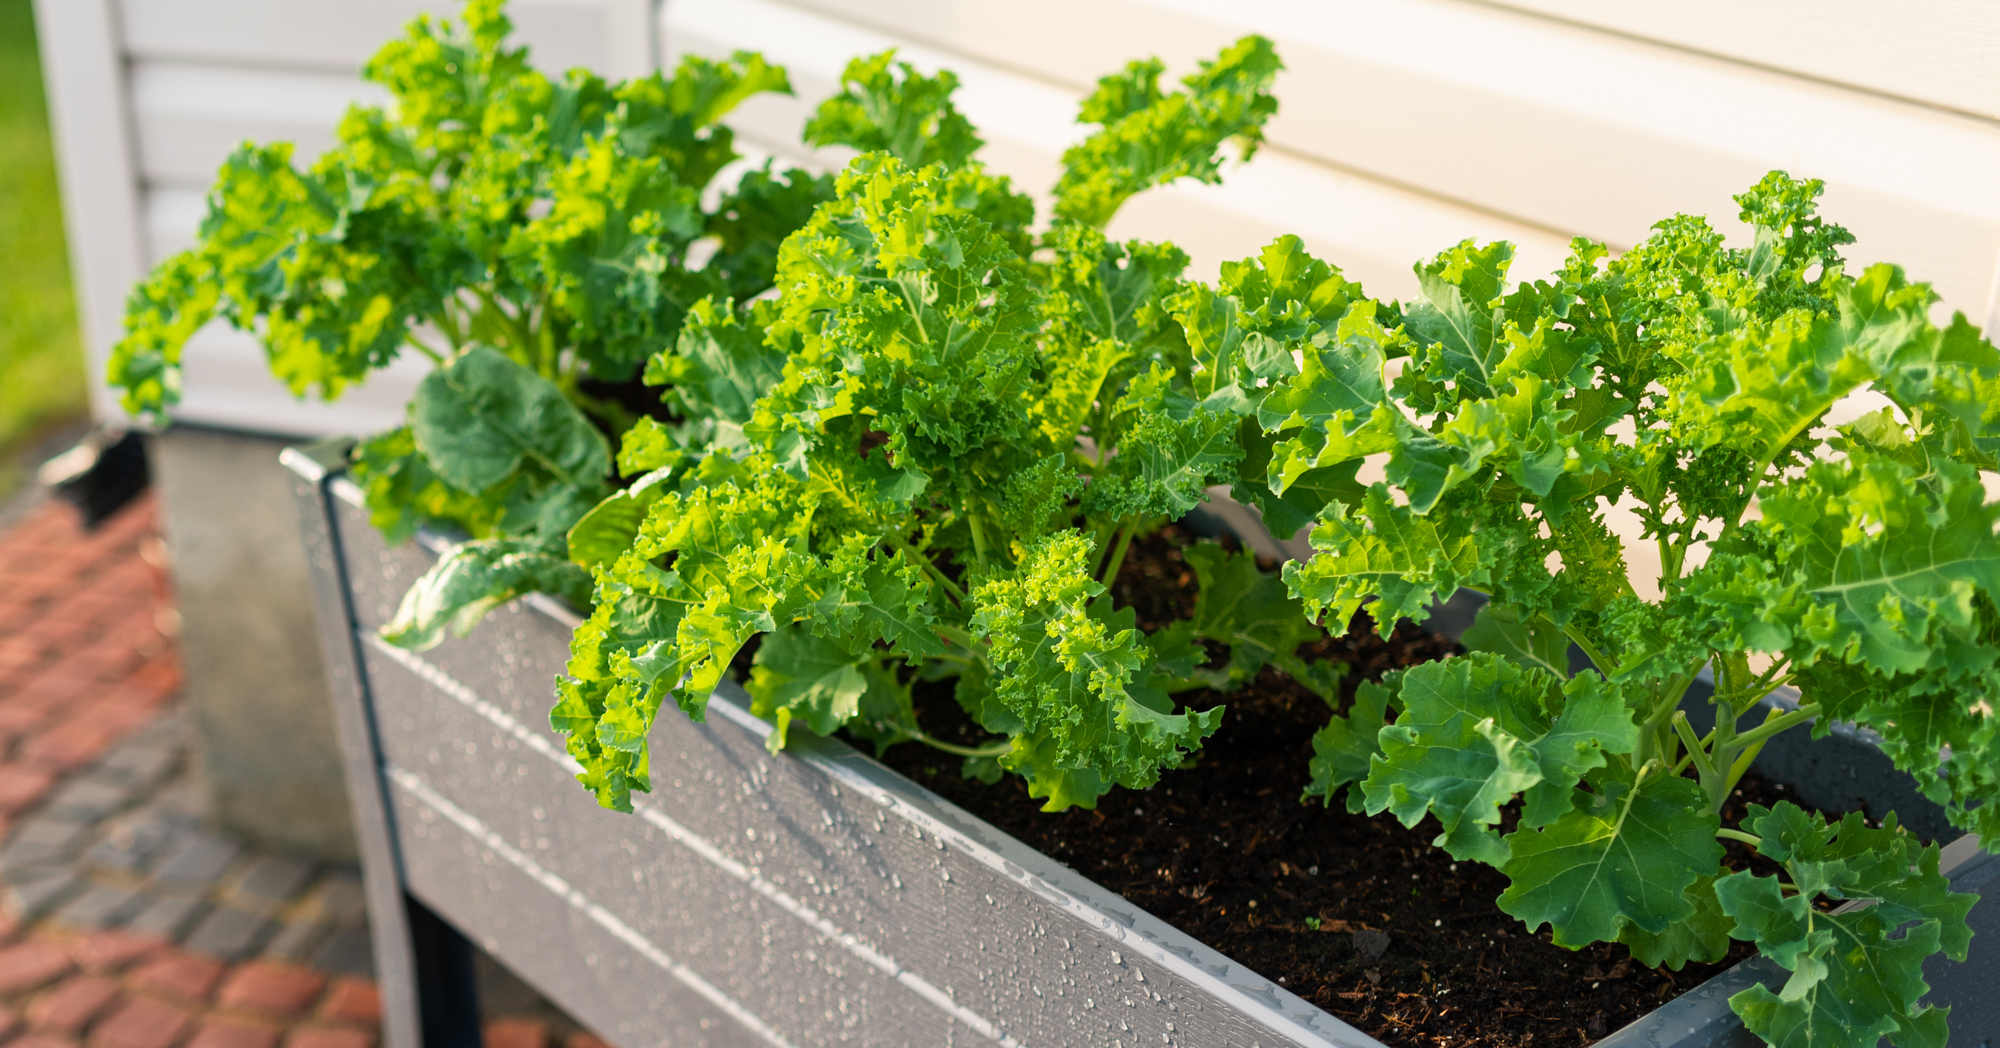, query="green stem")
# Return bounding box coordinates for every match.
[888,532,967,605]
[1673,712,1718,783]
[1560,623,1611,674]
[1716,828,1763,849]
[968,515,991,568]
[1721,705,1786,798]
[1098,518,1139,585]
[1719,704,1818,757]
[403,334,445,364]
[908,730,1011,759]
[933,623,980,652]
